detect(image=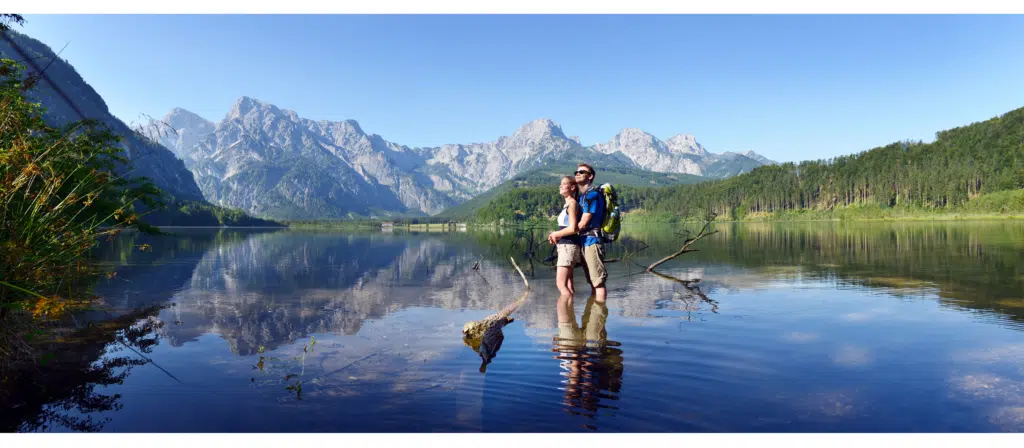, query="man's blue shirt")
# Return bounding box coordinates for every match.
[578,186,605,247]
